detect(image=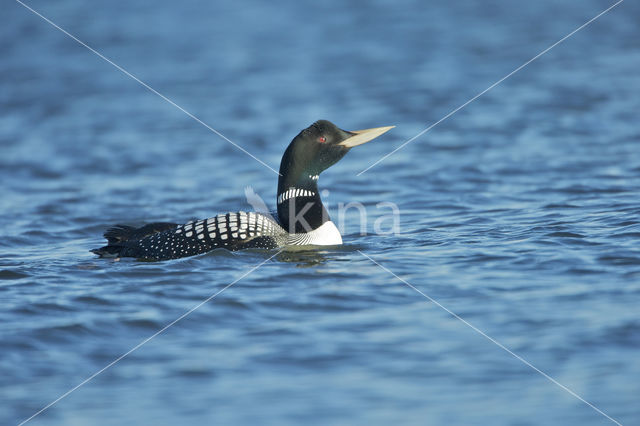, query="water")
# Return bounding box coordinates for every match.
[2,0,639,424]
